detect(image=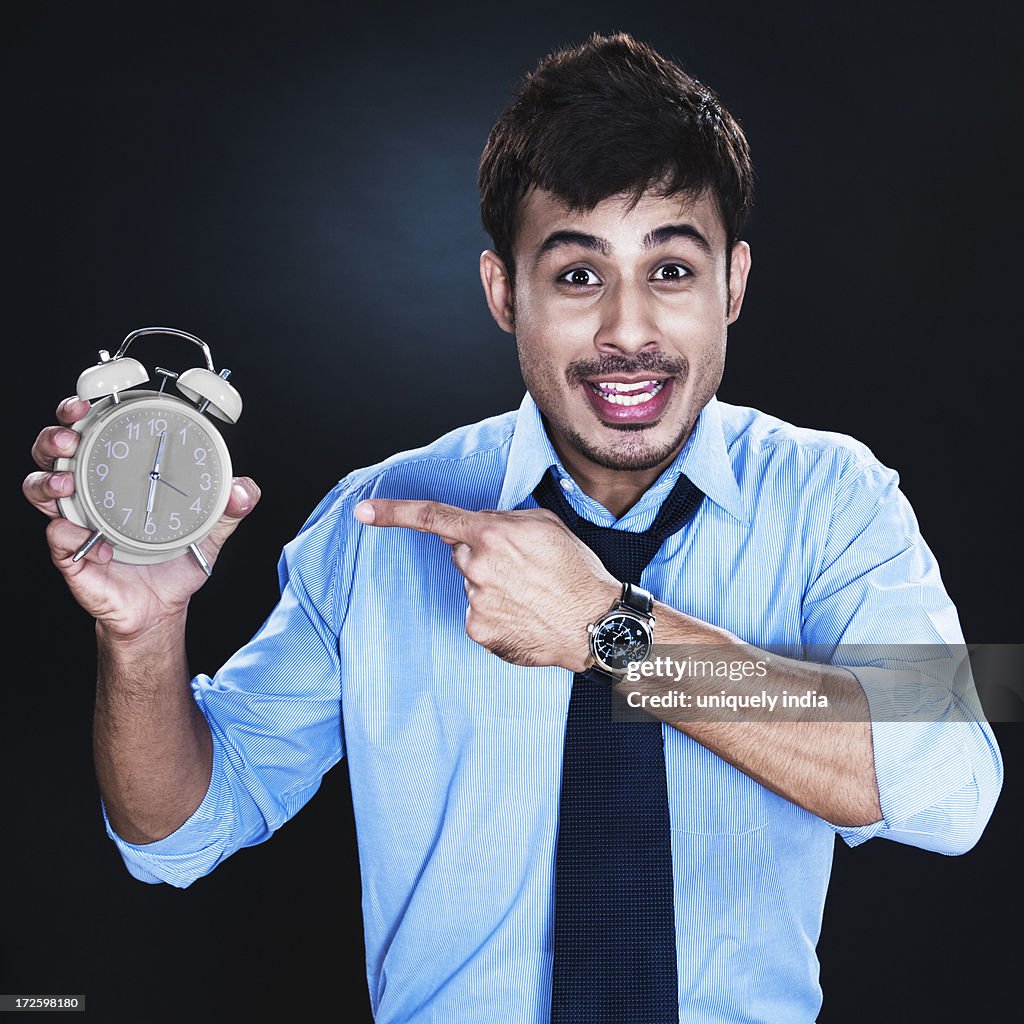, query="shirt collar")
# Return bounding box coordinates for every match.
[497,392,749,526]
